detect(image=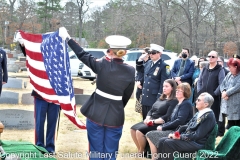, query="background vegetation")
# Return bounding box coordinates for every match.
[1,0,240,57]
